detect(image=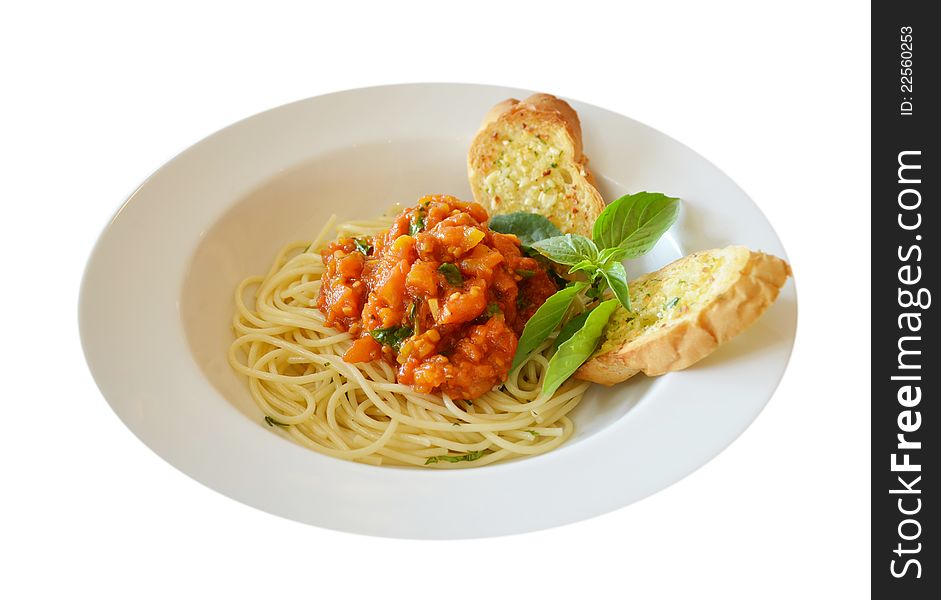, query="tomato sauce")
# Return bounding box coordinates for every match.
[318,195,558,400]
